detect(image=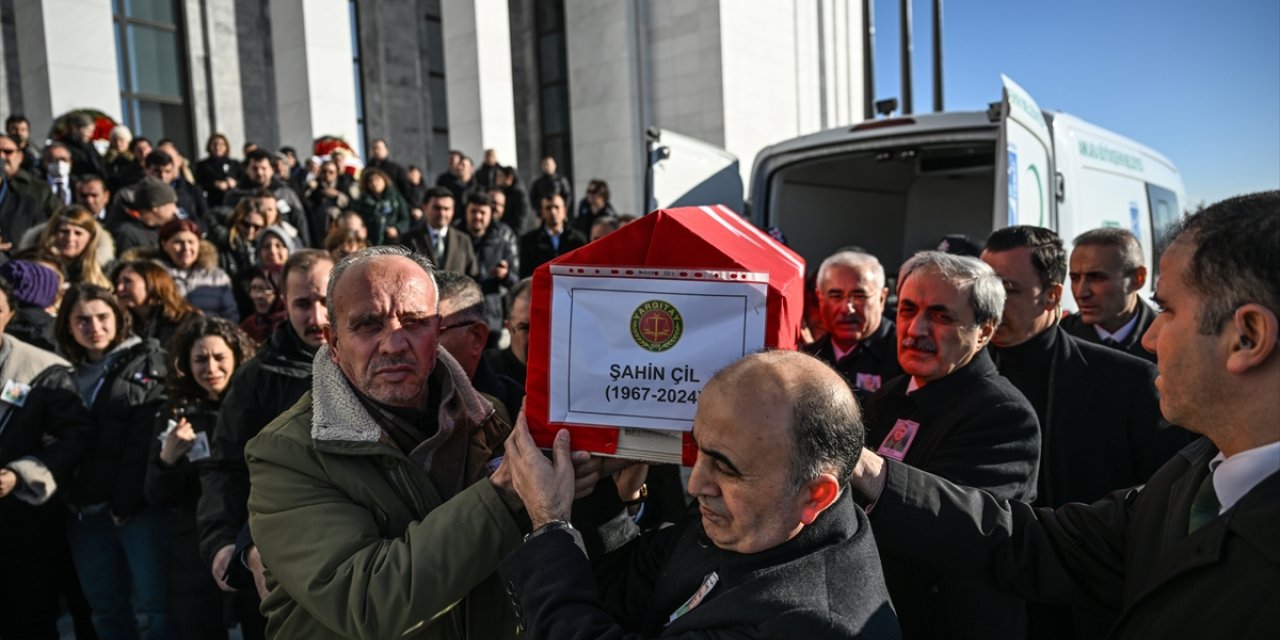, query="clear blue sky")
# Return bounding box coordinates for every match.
[870,0,1279,208]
